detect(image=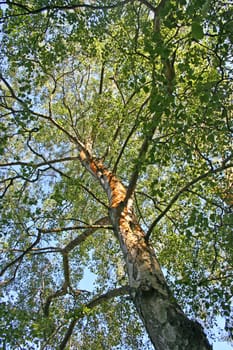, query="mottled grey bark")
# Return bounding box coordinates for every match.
[109,202,212,350]
[134,288,212,350]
